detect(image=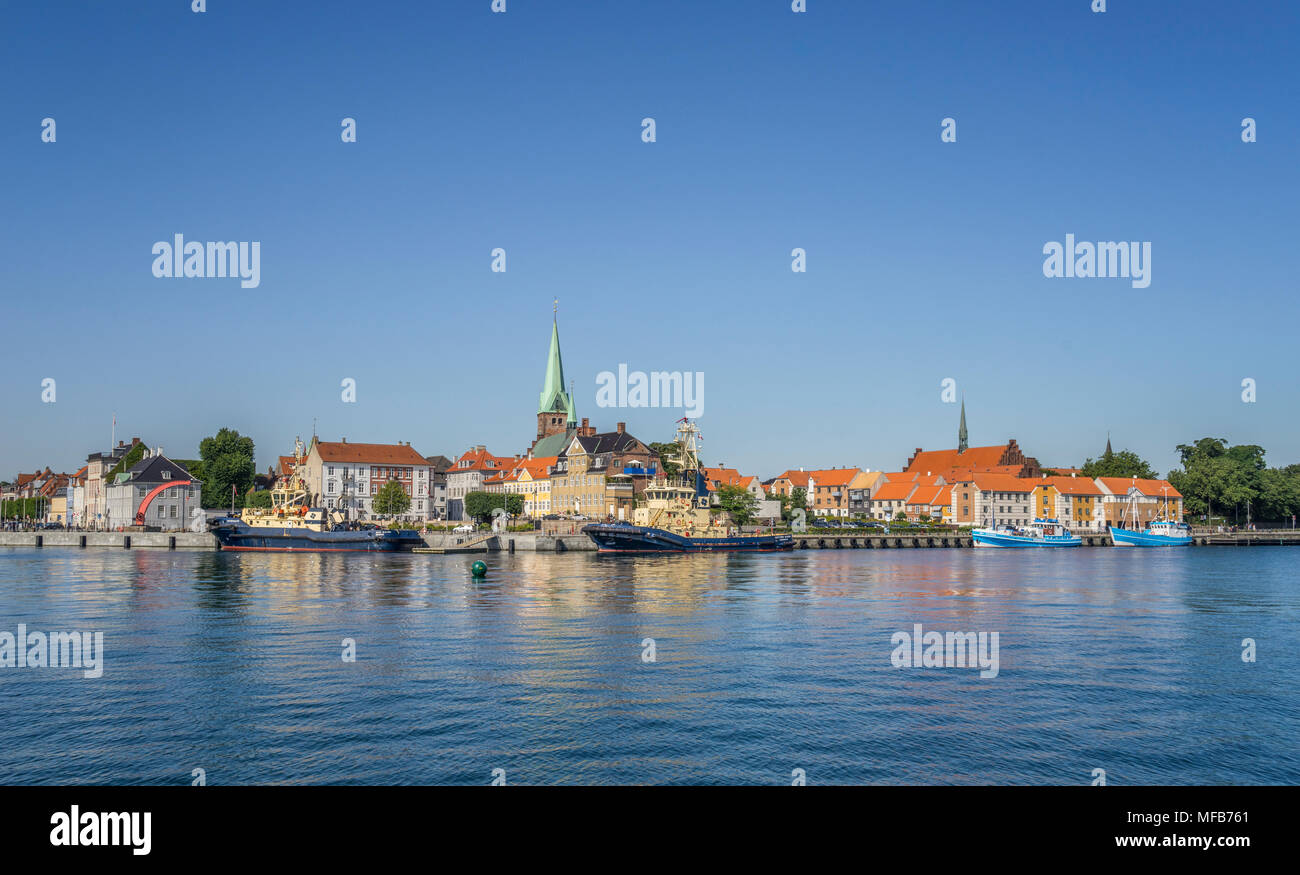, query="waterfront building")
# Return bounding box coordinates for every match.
[425,455,452,520]
[806,468,876,519]
[1096,477,1184,528]
[904,484,953,523]
[485,456,557,517]
[85,438,142,530]
[303,438,435,521]
[550,423,655,519]
[870,482,918,520]
[768,470,811,499]
[104,451,202,531]
[1028,475,1107,531]
[956,473,1036,529]
[445,446,515,520]
[702,467,767,503]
